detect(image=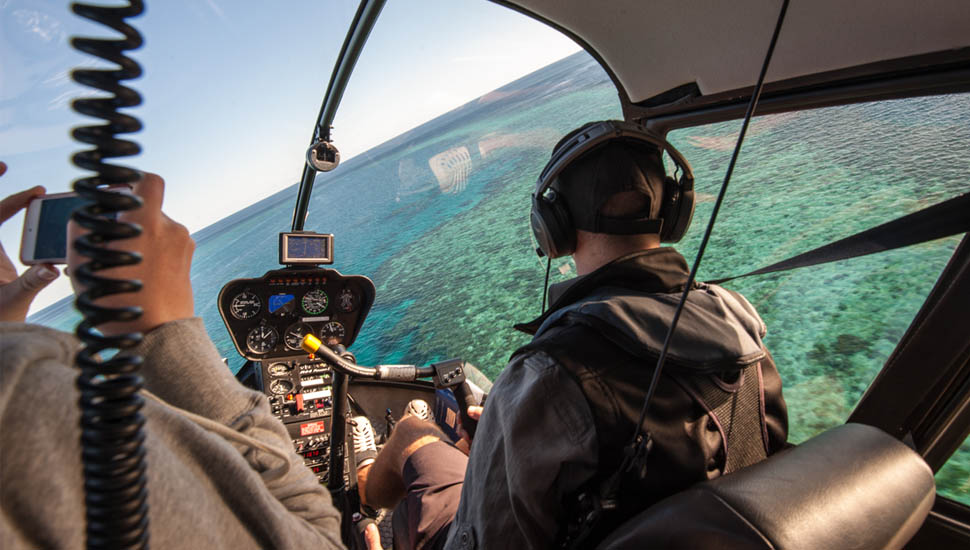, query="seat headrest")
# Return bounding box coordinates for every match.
[597,423,935,550]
